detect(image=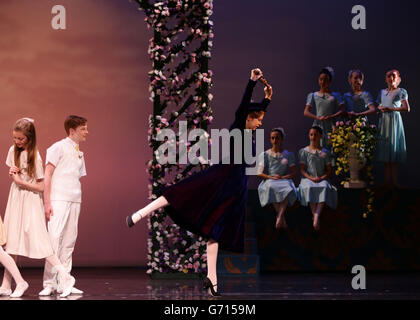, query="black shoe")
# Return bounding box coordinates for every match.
[126,216,134,228]
[203,277,221,297]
